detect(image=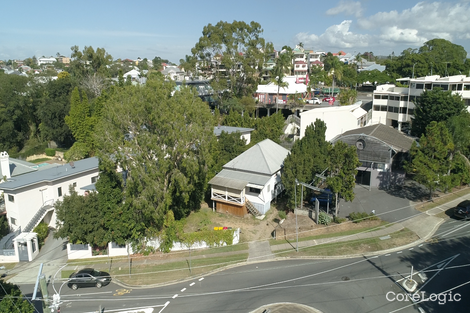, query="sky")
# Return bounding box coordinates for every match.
[1,0,470,63]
